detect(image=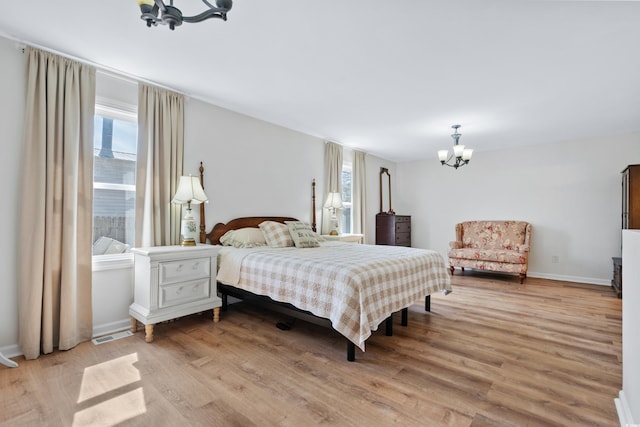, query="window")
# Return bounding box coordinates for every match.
[341,164,352,233]
[92,106,137,255]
